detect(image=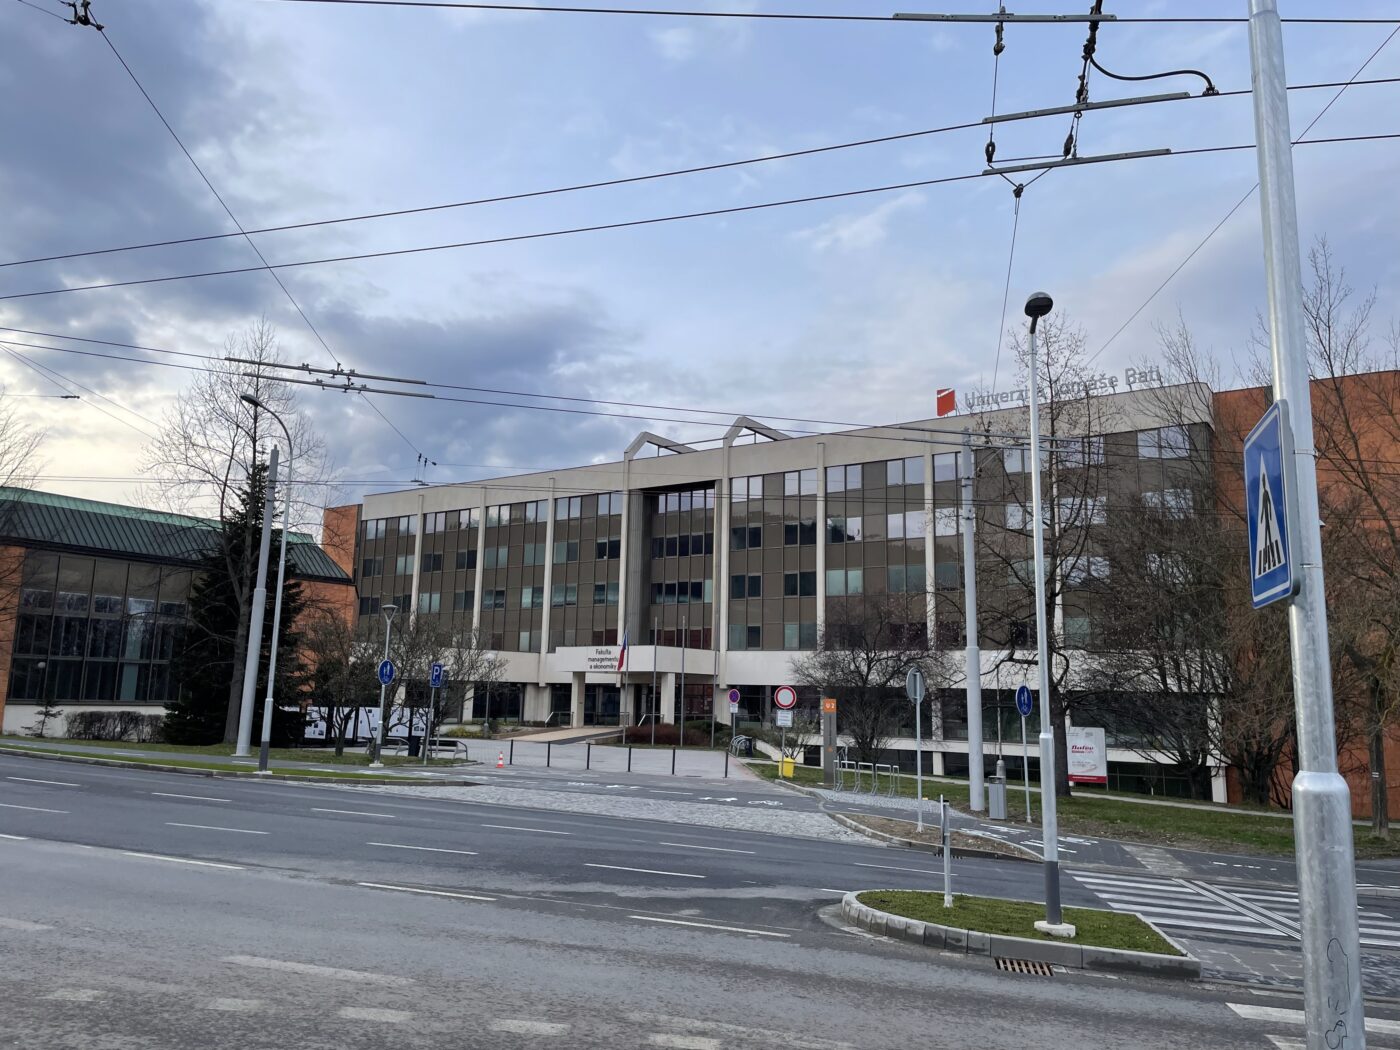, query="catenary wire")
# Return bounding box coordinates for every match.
[5,130,1399,305]
[6,75,1398,272]
[0,343,157,437]
[14,0,67,21]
